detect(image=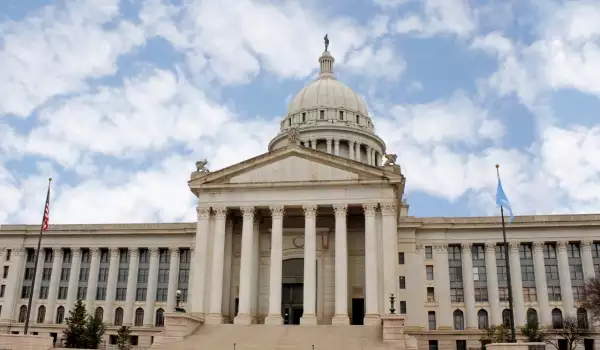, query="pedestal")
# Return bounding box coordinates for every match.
[331,314,350,325]
[264,314,283,325]
[380,314,418,350]
[300,314,318,325]
[233,313,253,325]
[364,314,381,326]
[204,313,224,324]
